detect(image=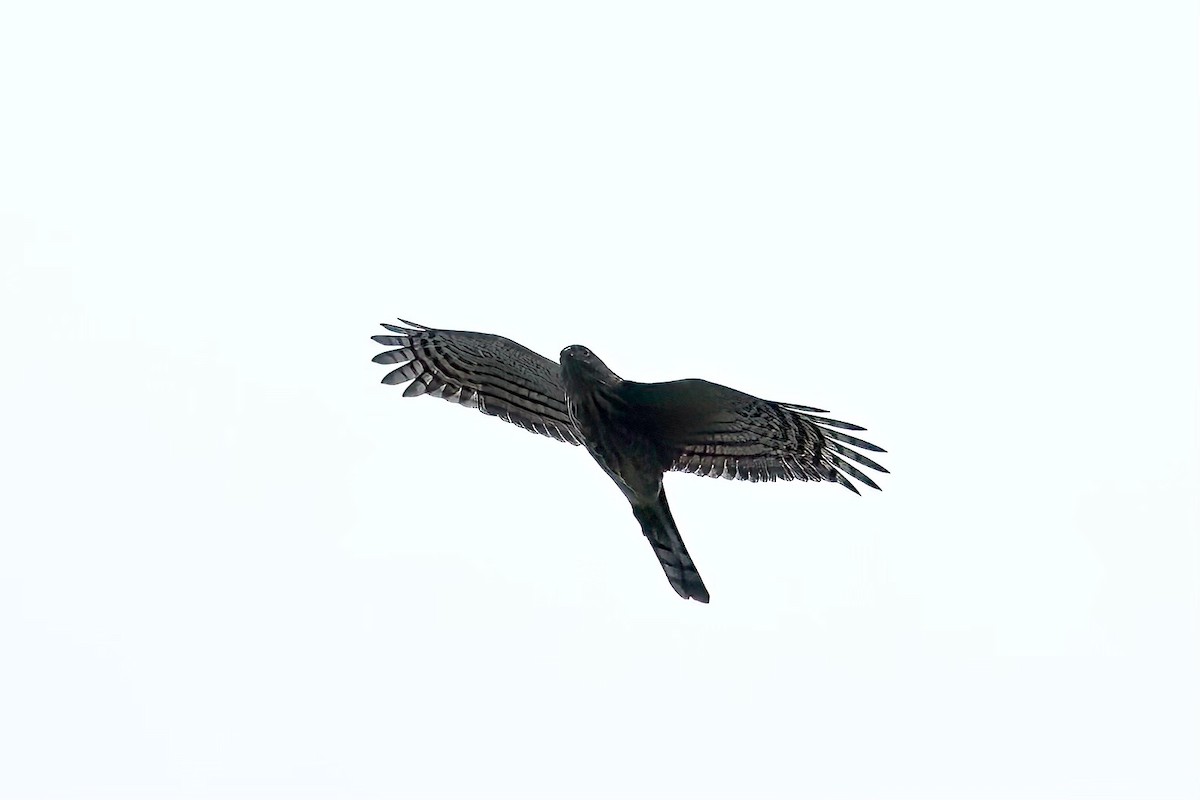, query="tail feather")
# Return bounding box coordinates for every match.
[631,492,710,603]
